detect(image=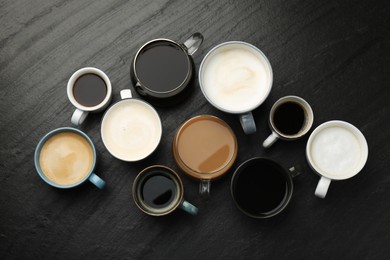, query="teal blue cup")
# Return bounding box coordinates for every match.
[34,127,105,189]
